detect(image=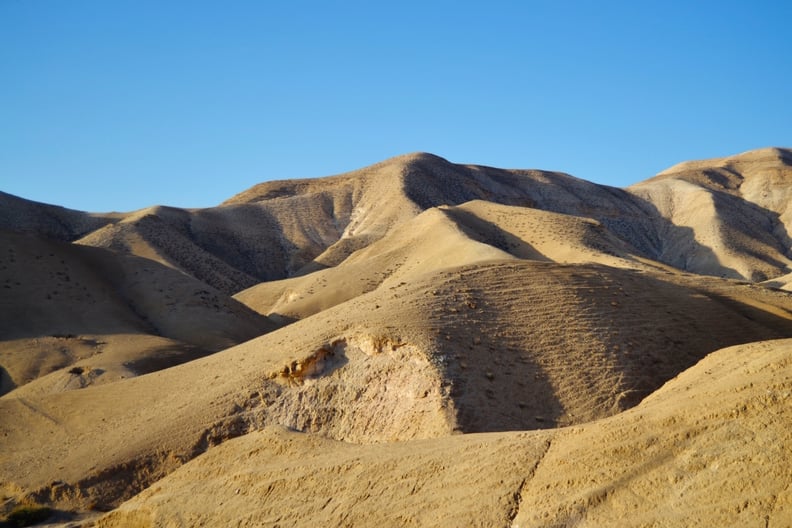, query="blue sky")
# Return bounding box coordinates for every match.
[2,1,790,212]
